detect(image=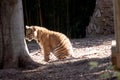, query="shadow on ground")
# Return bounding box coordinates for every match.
[0,56,118,80]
